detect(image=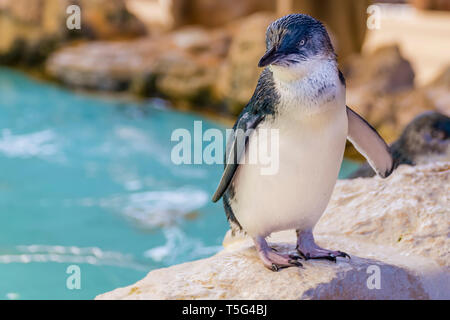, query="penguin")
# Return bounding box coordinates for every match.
[349,111,450,179]
[212,14,394,271]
